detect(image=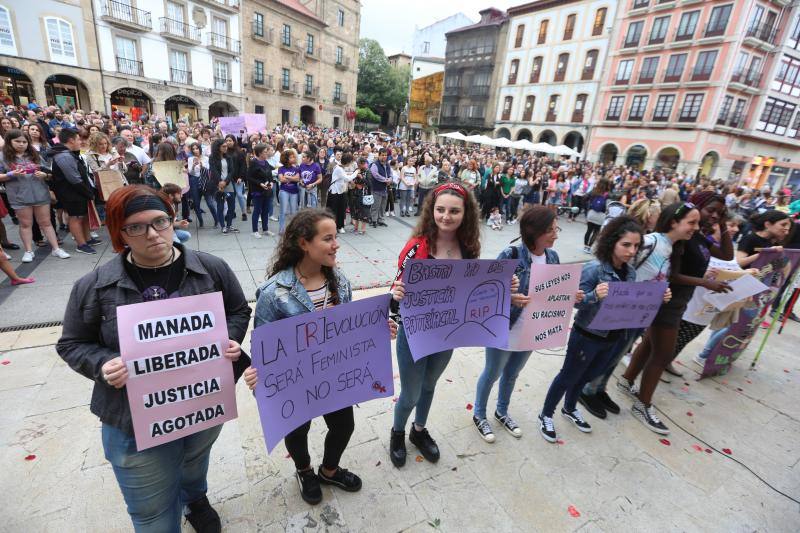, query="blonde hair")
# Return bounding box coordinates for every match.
[88,131,111,154]
[628,198,661,228]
